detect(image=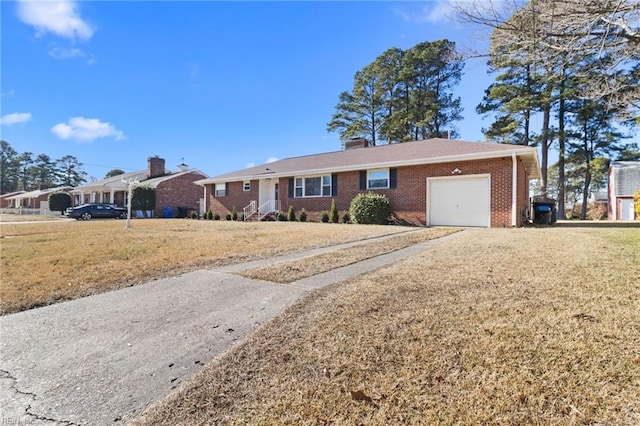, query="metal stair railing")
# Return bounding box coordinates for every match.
[243,200,257,221]
[258,200,280,221]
